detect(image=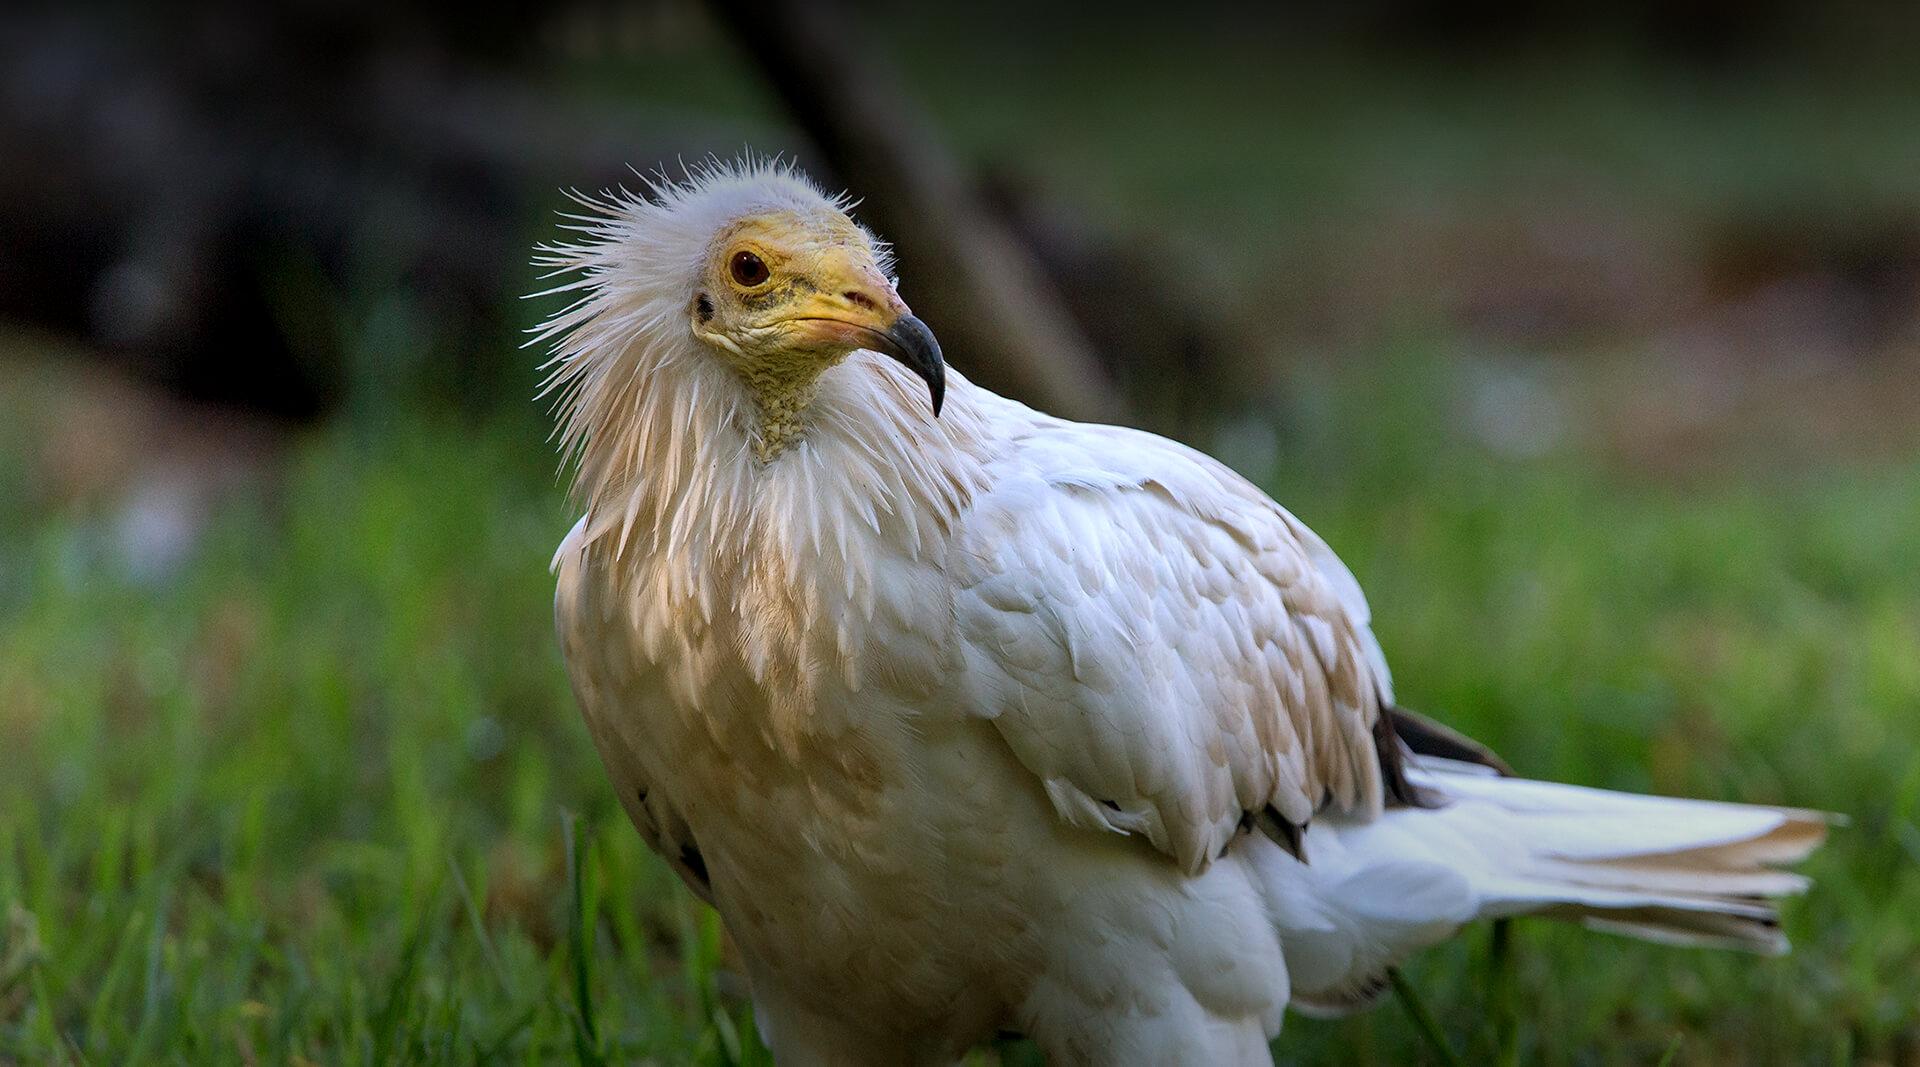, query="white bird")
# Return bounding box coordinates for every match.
[539,160,1826,1065]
